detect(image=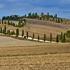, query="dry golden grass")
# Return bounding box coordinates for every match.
[0,36,69,70]
[0,43,70,70]
[0,19,70,70]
